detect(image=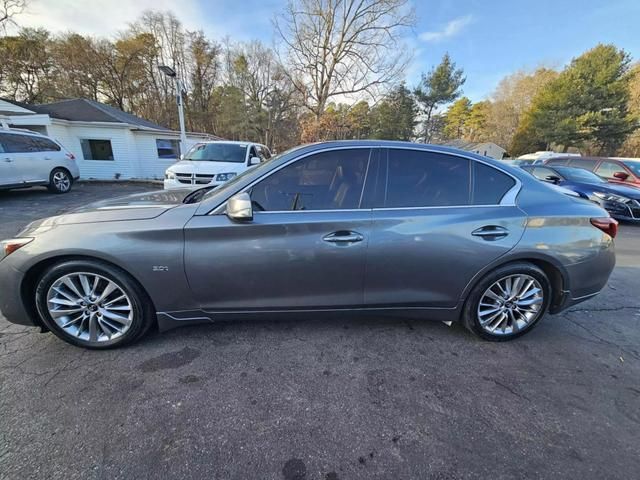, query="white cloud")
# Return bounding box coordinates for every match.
[8,0,205,37]
[419,14,474,43]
